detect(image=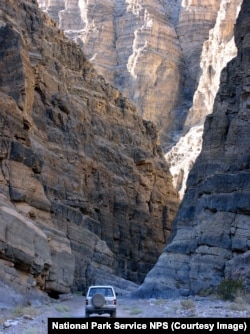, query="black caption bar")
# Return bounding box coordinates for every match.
[48,318,249,333]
